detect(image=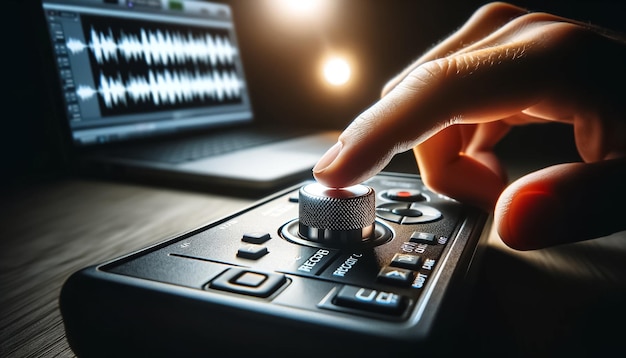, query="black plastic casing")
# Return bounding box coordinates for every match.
[60,172,489,357]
